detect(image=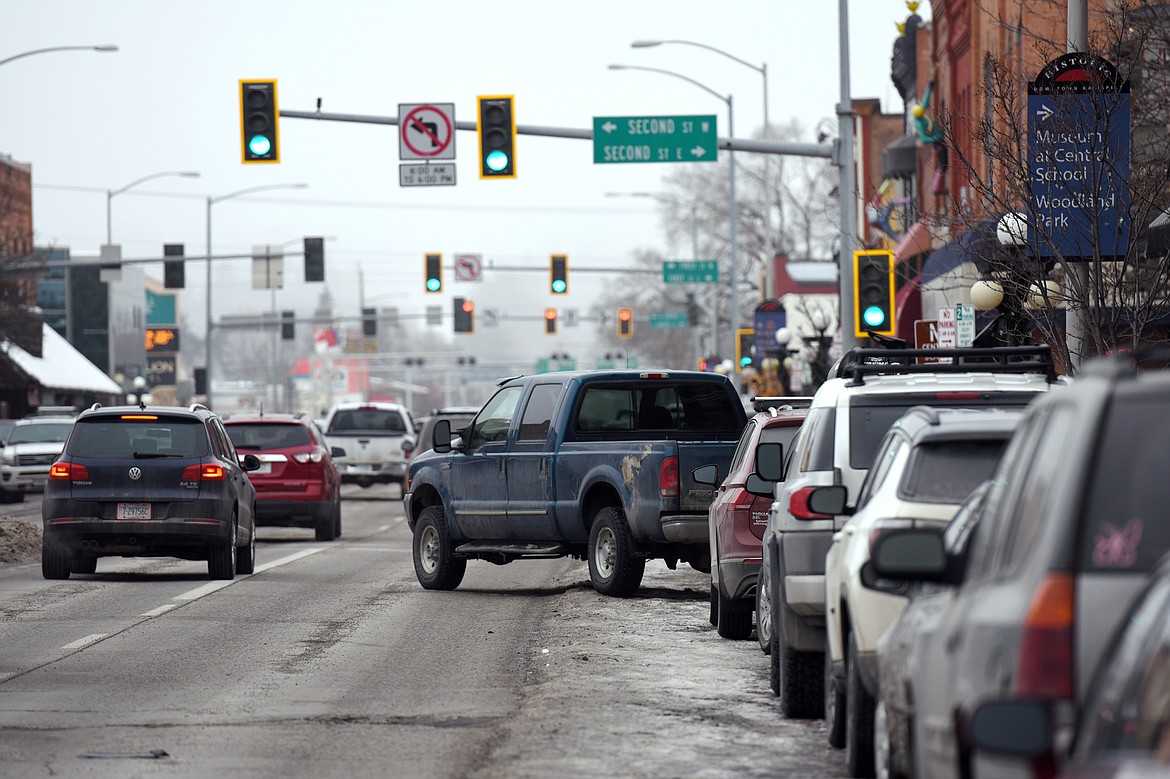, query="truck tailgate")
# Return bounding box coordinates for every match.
[677,440,736,512]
